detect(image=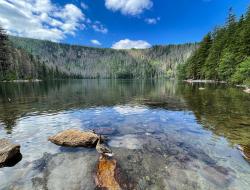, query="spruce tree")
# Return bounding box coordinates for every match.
[181,7,250,82]
[242,6,250,56]
[234,15,245,62]
[0,25,10,80]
